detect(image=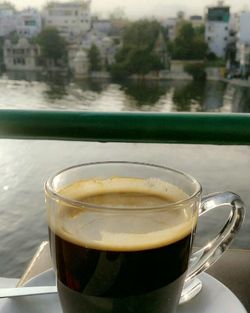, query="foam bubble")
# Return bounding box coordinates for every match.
[48,177,197,251]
